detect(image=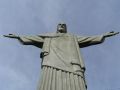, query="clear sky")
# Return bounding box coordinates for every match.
[0,0,120,90]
